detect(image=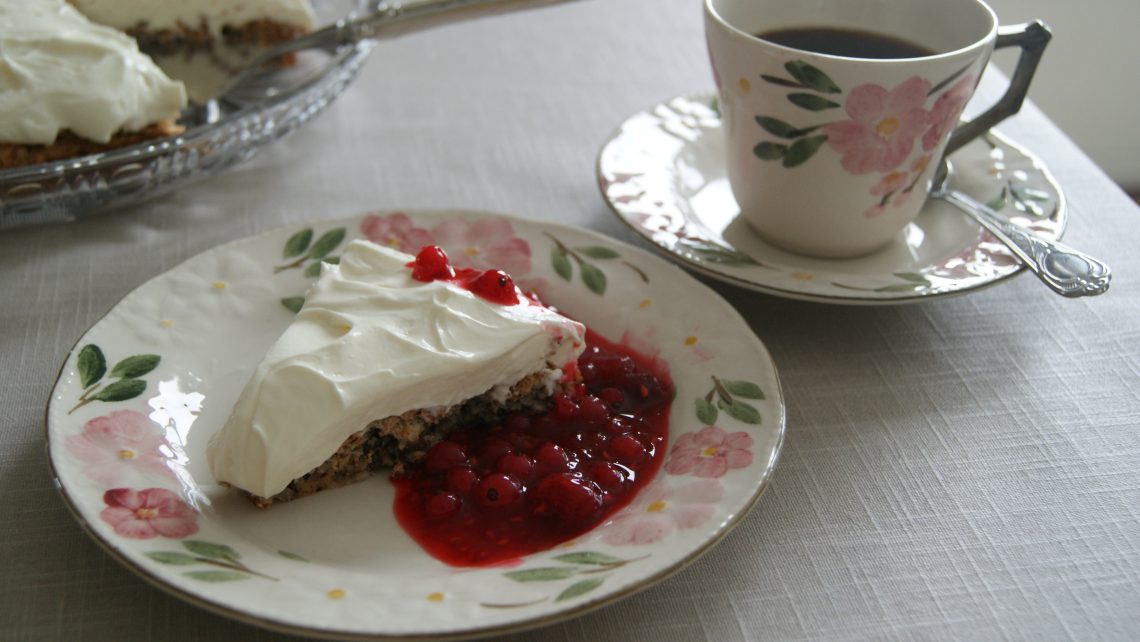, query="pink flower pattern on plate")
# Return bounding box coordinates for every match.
[665,426,753,478]
[100,488,199,539]
[429,218,532,276]
[359,212,434,253]
[66,410,173,485]
[601,479,723,546]
[823,76,932,175]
